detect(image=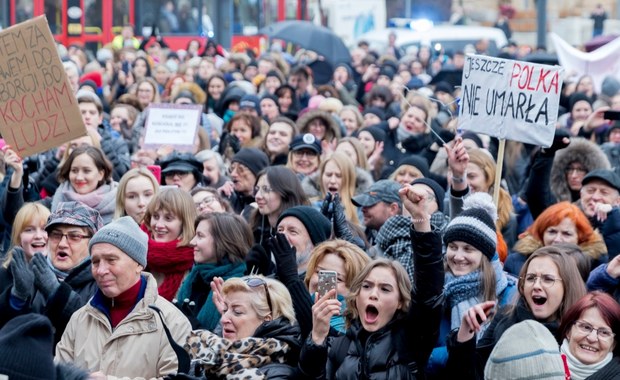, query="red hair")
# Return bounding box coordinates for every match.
[521,202,594,244]
[559,291,620,355]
